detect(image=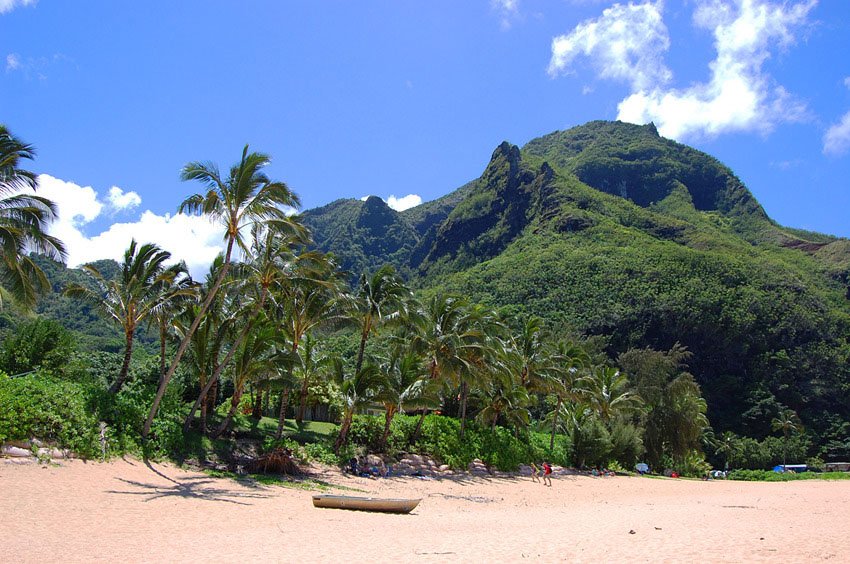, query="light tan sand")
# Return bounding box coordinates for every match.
[2,458,849,563]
